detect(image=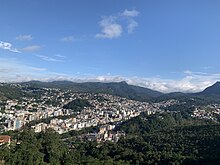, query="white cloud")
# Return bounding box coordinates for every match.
[36,55,64,62]
[61,36,76,42]
[127,19,138,33]
[54,54,66,58]
[96,16,122,39]
[21,45,41,52]
[96,9,139,39]
[28,67,47,71]
[8,49,21,53]
[121,9,139,33]
[16,34,33,41]
[0,41,21,53]
[121,9,139,17]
